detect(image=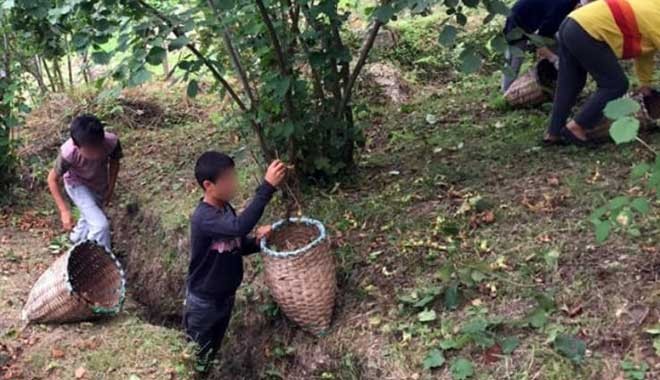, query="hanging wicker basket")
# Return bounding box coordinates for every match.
[505,59,558,107]
[587,90,660,141]
[260,217,336,335]
[22,241,126,324]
